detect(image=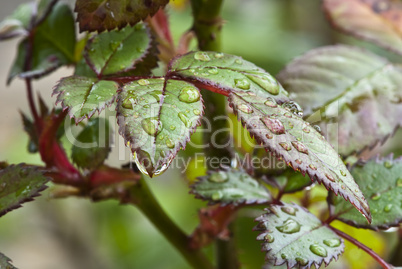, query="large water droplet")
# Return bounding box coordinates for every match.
[384,204,393,212]
[208,67,219,74]
[261,116,285,135]
[149,90,161,102]
[296,257,308,266]
[137,79,149,86]
[291,141,308,154]
[264,234,274,243]
[194,51,210,62]
[281,206,297,216]
[141,117,162,136]
[384,161,393,168]
[371,192,381,201]
[133,150,154,177]
[178,112,190,127]
[122,95,137,109]
[264,97,277,108]
[238,103,253,114]
[209,171,228,183]
[275,218,301,234]
[166,138,175,149]
[246,73,279,95]
[309,244,327,257]
[179,86,200,103]
[282,101,303,117]
[397,178,402,187]
[323,239,341,248]
[279,142,291,151]
[234,79,251,90]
